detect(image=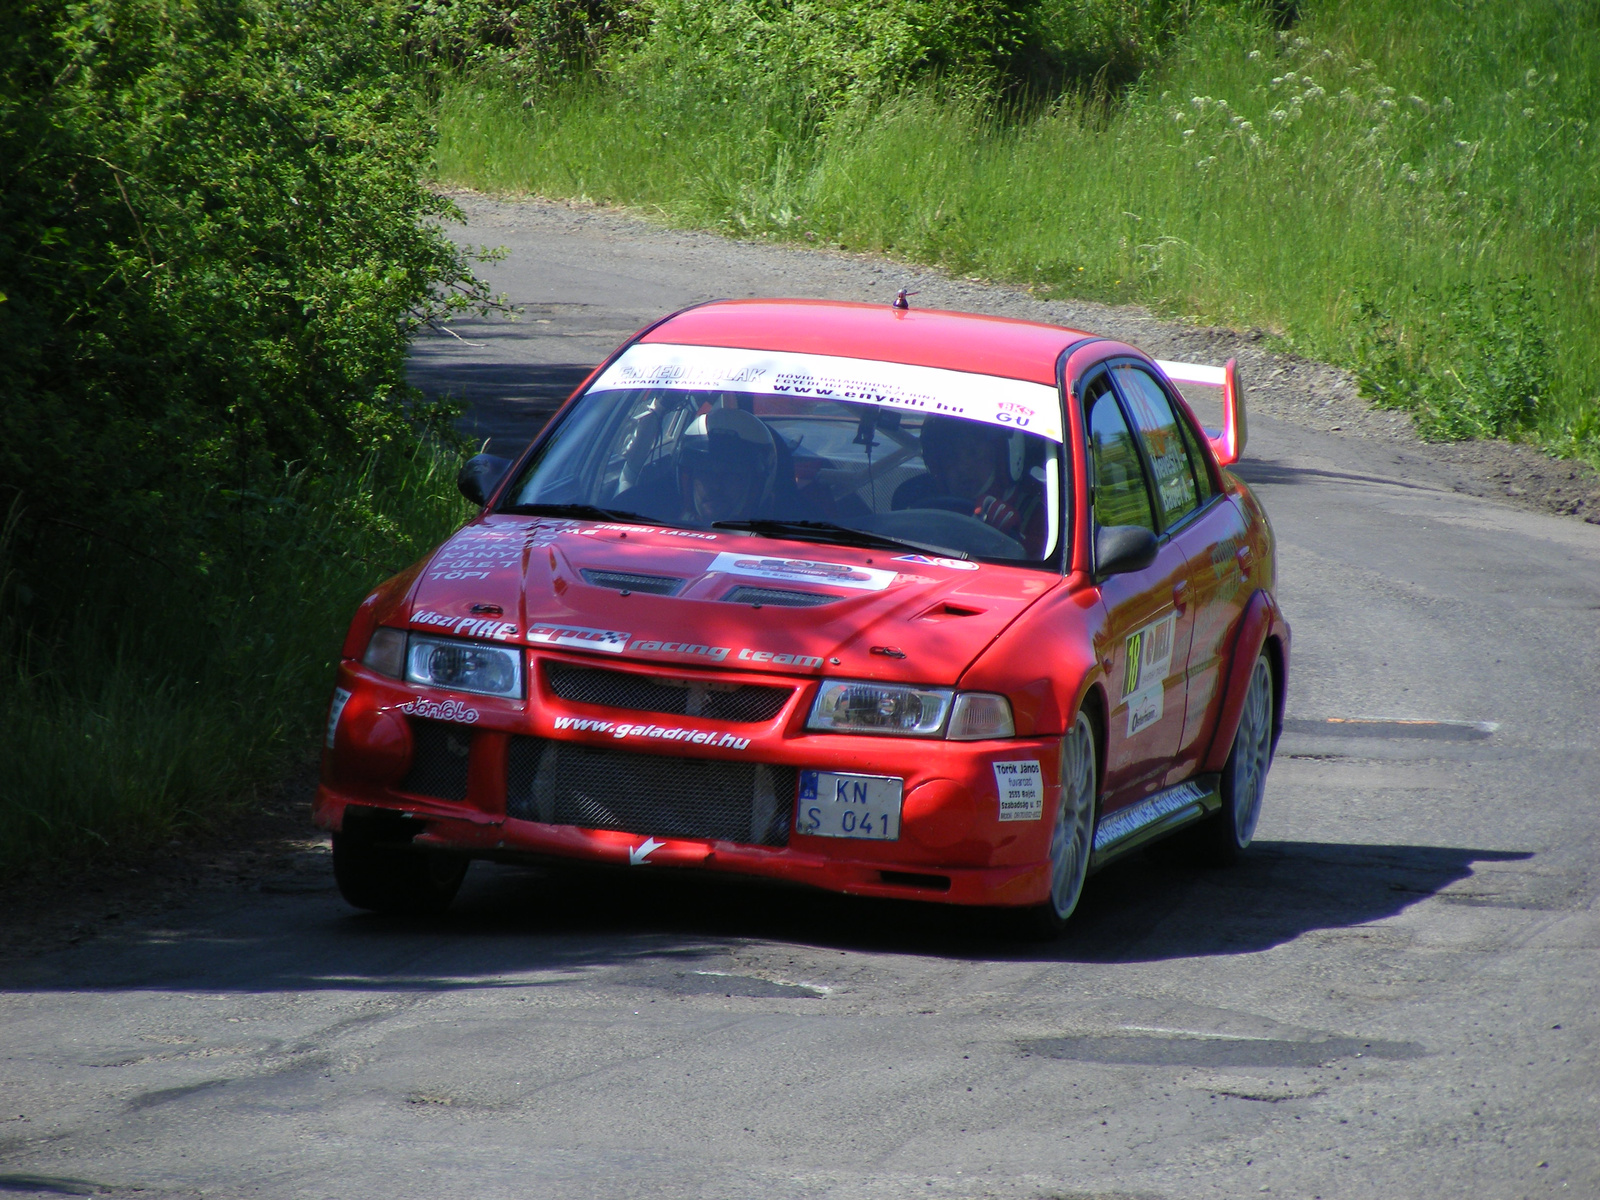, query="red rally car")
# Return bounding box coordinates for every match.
[317,299,1288,934]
